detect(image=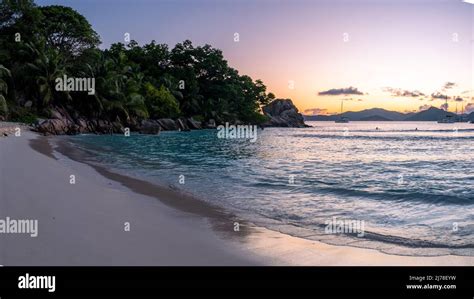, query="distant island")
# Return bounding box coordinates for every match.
[304,107,474,122]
